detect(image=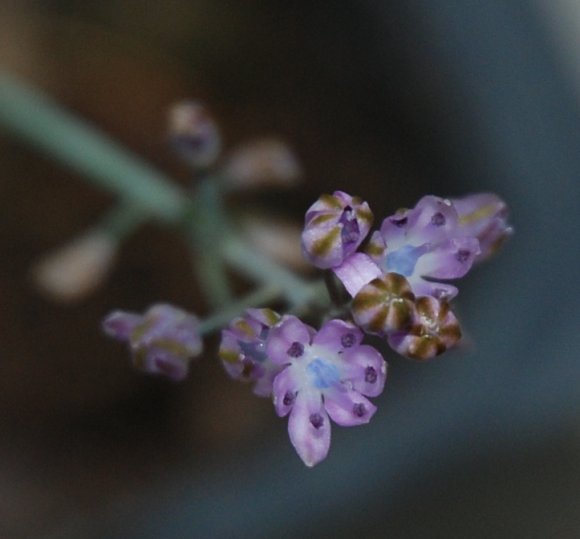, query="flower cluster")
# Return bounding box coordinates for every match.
[304,191,511,360]
[216,190,510,465]
[220,313,386,466]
